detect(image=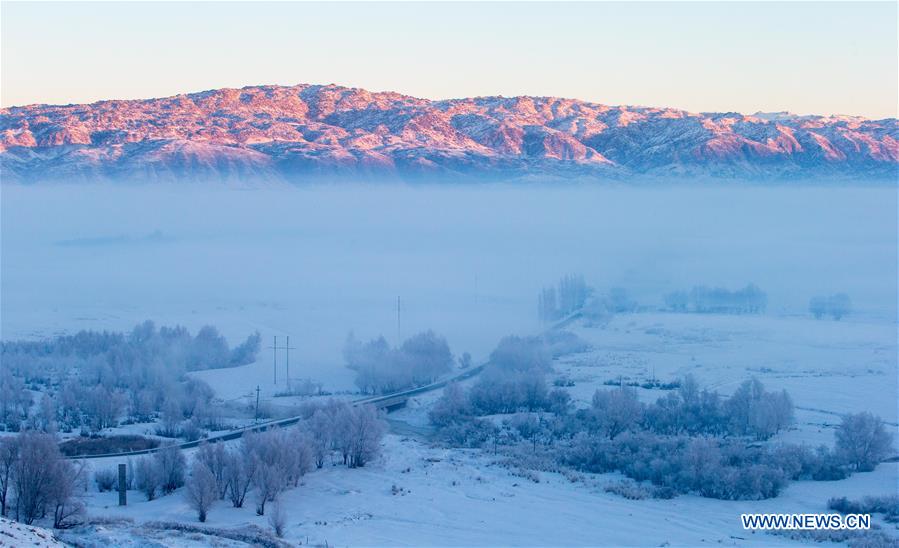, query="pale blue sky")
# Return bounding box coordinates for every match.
[2,2,896,118]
